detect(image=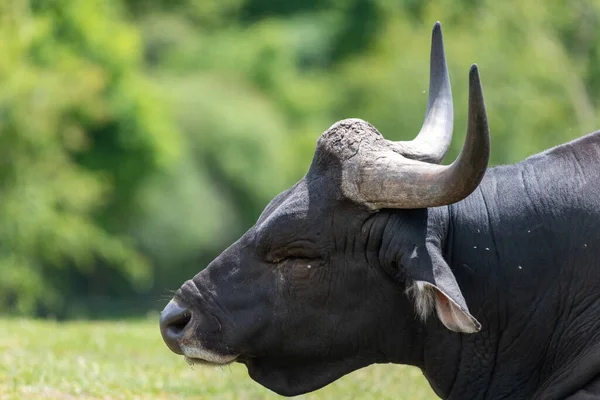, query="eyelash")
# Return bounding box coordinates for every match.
[264,244,322,264]
[268,254,320,264]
